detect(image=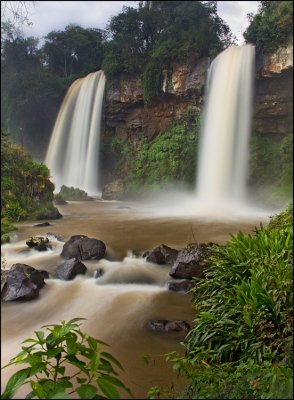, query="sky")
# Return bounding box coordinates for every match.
[8,1,259,45]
